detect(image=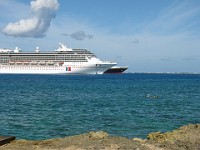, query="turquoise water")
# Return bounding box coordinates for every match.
[0,74,200,140]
